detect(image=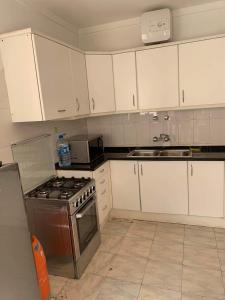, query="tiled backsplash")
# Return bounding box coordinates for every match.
[87,108,225,147]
